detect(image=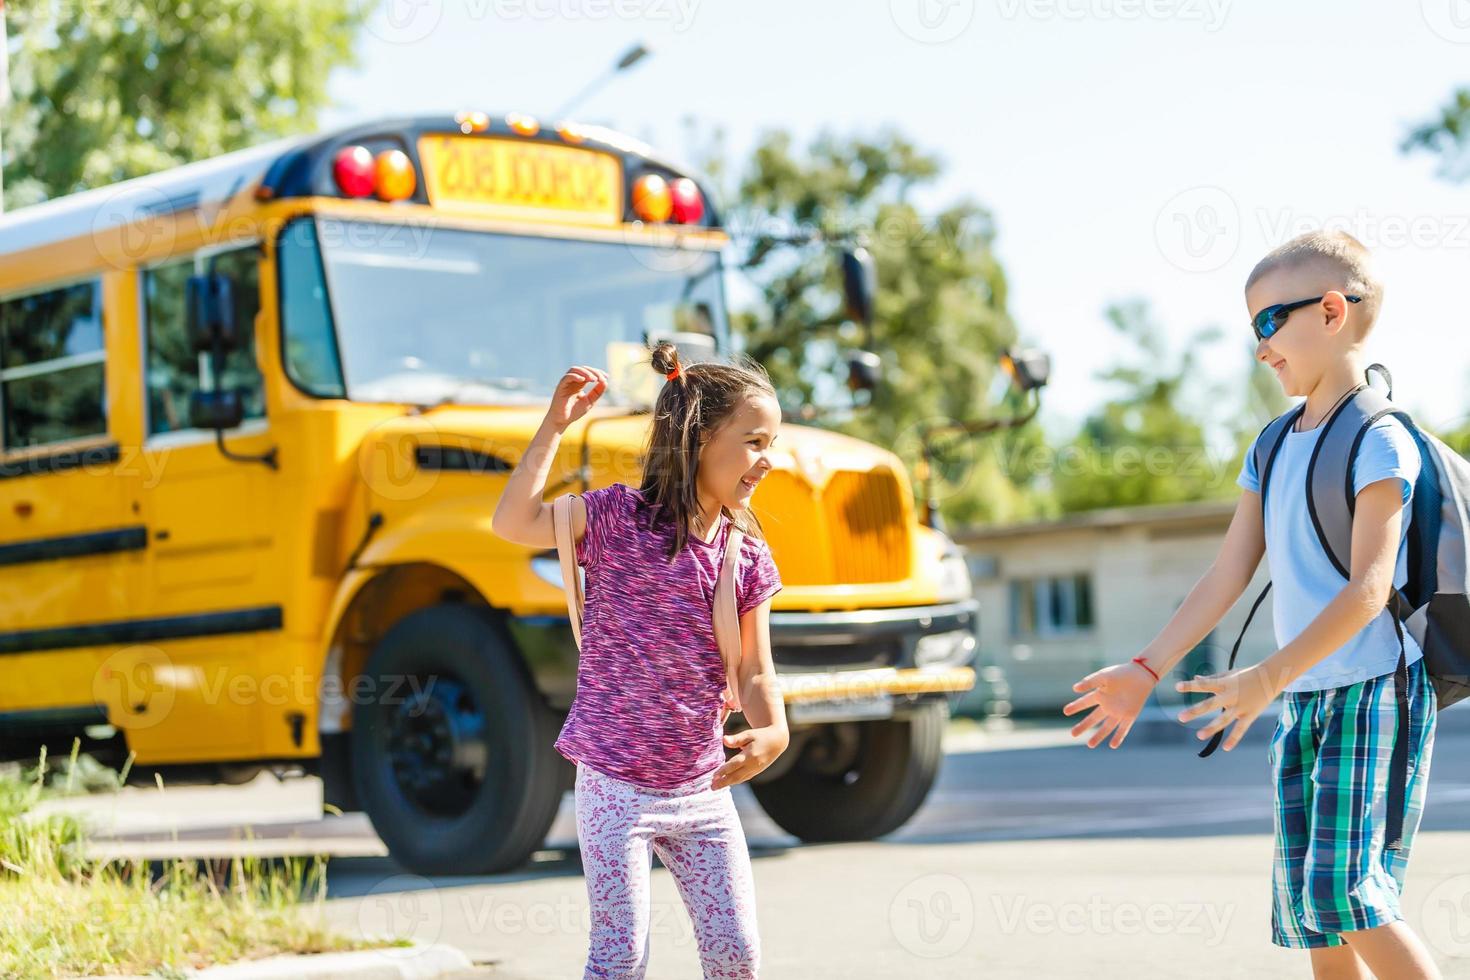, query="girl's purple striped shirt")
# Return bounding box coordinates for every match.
[553,482,784,789]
